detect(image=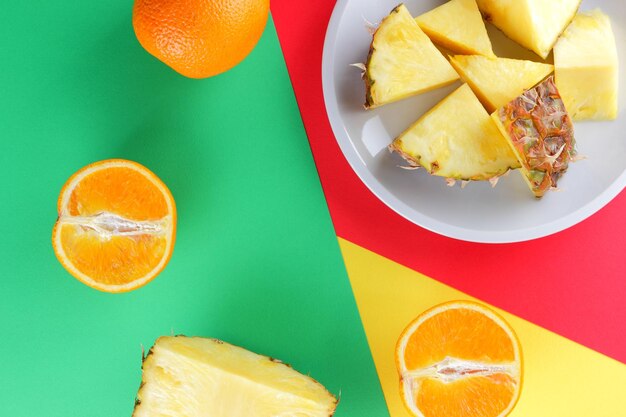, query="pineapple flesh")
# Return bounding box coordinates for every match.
[390,84,519,181]
[492,77,576,198]
[416,0,495,57]
[133,336,338,417]
[554,10,619,121]
[450,55,553,113]
[476,0,581,59]
[365,4,459,109]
